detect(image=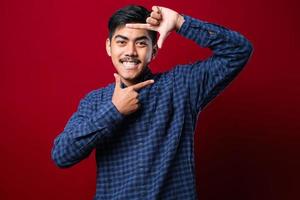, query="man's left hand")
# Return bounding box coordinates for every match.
[126,6,185,48]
